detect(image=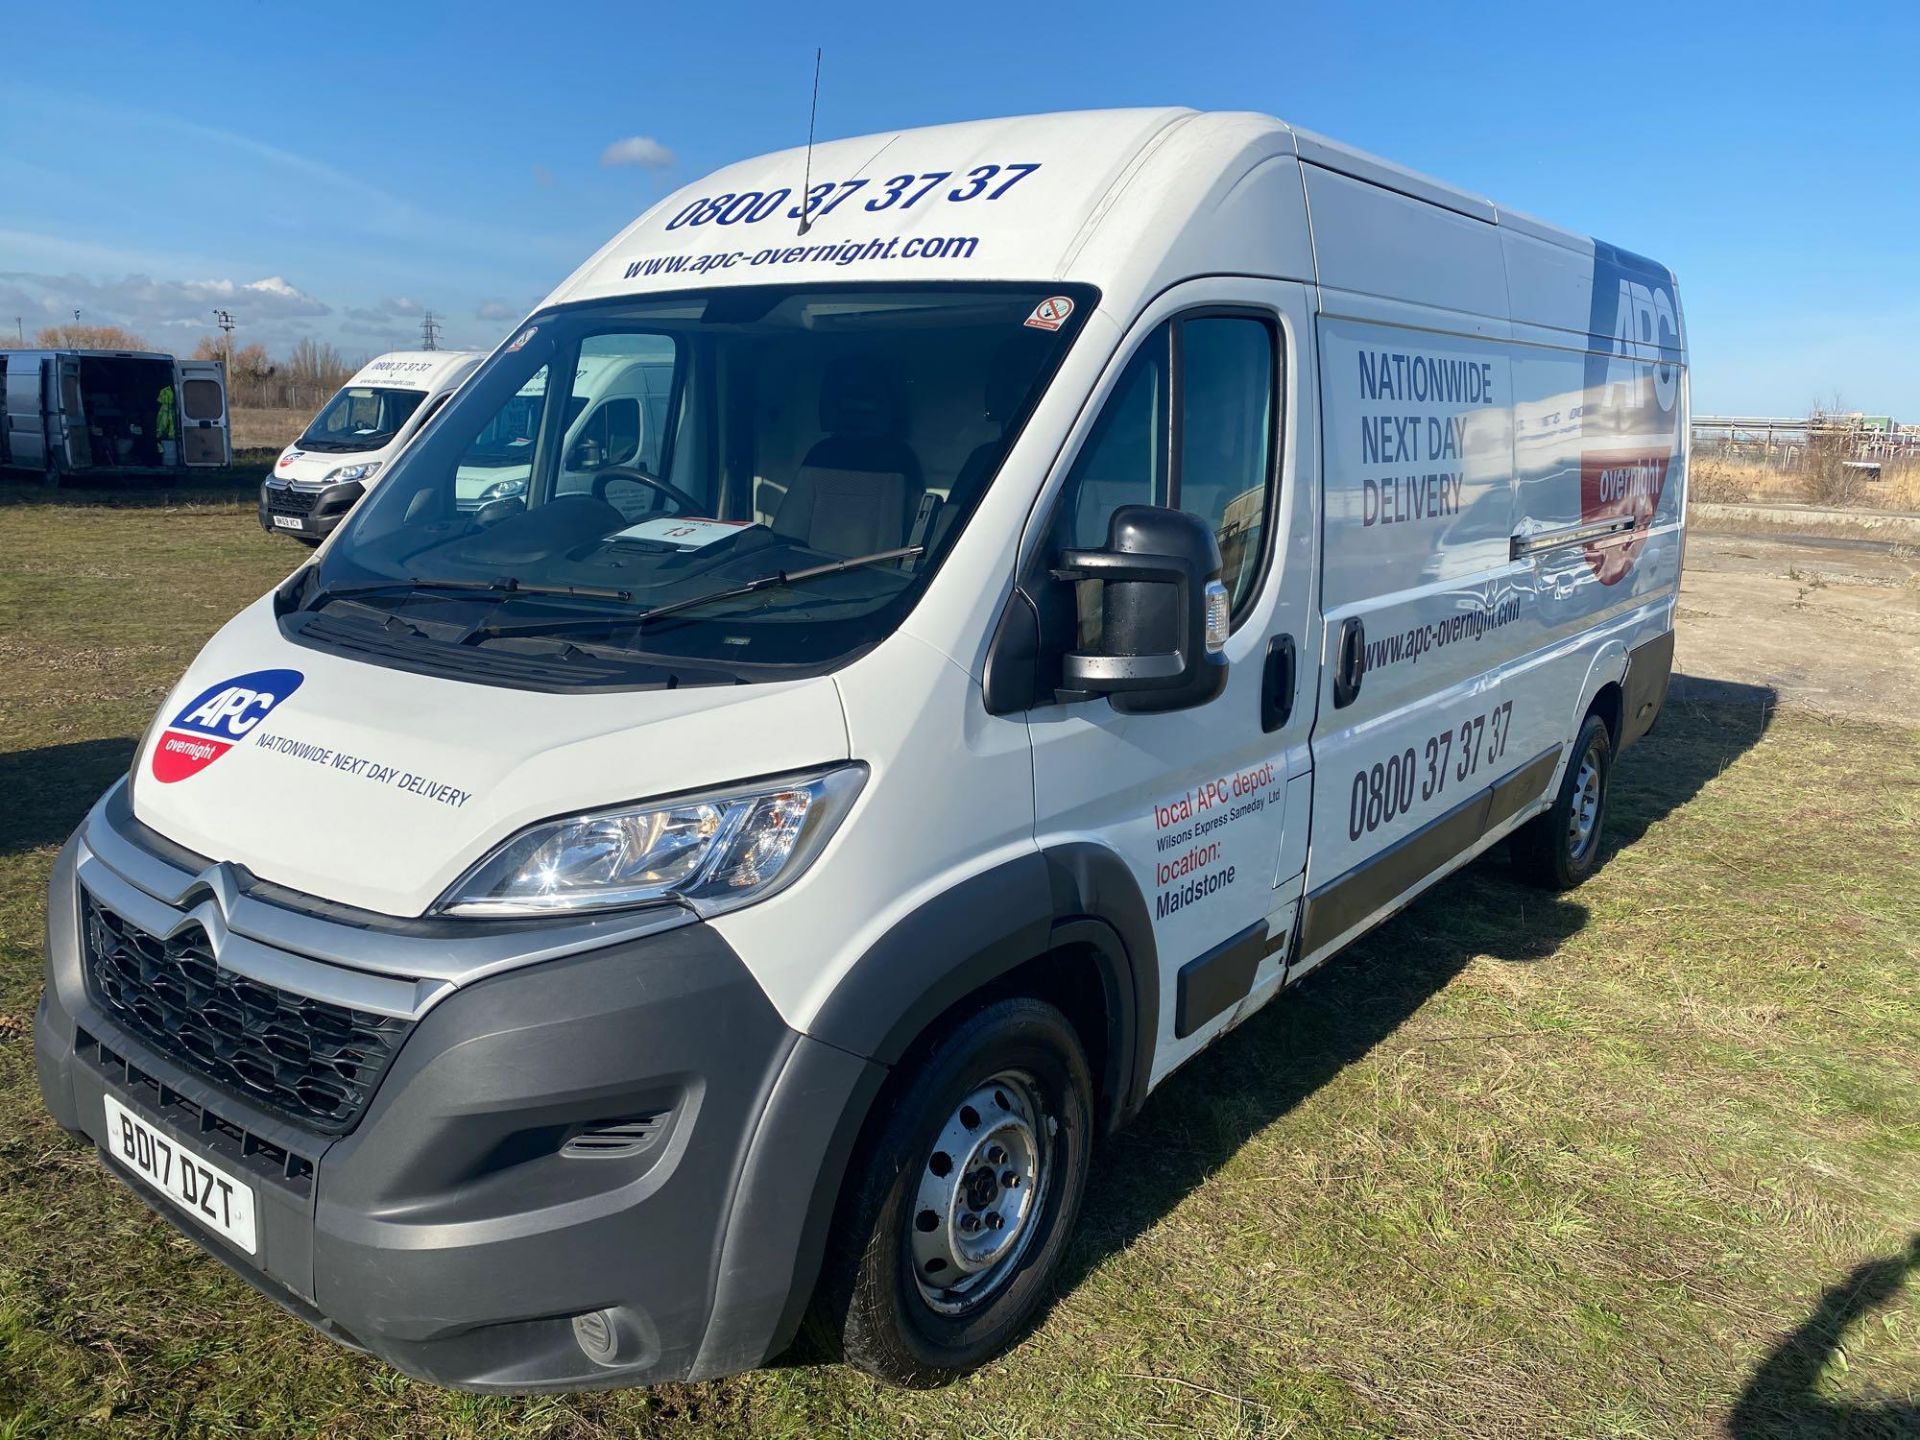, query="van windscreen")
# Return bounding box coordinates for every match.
[297,385,430,452]
[293,284,1095,684]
